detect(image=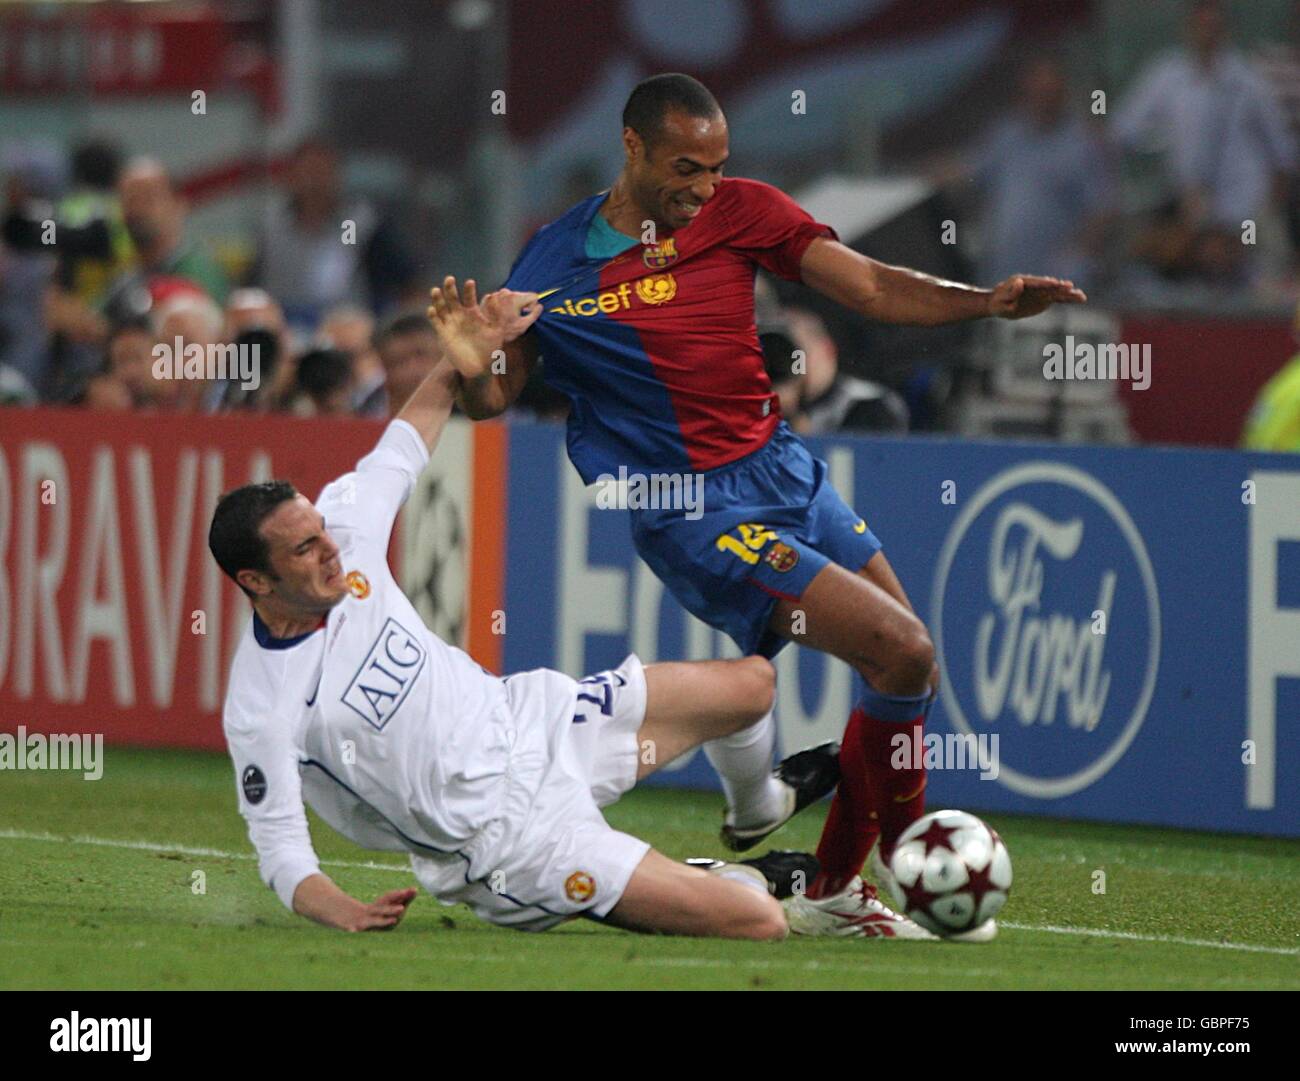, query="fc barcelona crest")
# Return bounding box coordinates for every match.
[763,542,799,573]
[643,237,678,269]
